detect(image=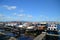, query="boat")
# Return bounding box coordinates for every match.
[47,24,57,31]
[37,23,47,31]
